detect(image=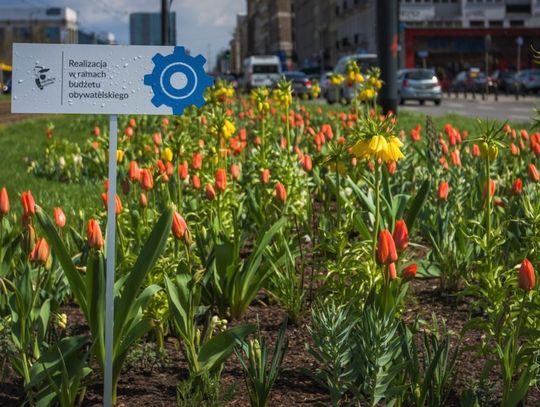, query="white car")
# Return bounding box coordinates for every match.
[243,55,282,91]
